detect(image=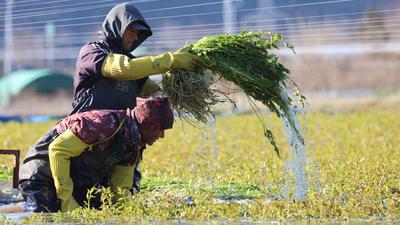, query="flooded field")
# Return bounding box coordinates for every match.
[0,109,399,223]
